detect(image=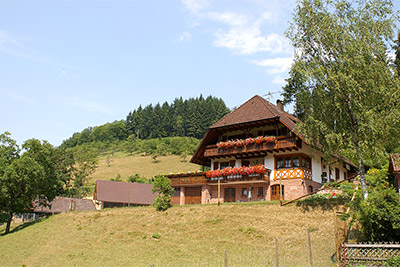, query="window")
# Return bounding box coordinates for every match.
[258,187,264,197]
[241,188,247,197]
[293,157,299,167]
[220,162,230,169]
[277,158,283,168]
[213,162,219,170]
[242,160,250,167]
[322,172,327,183]
[344,172,347,180]
[276,154,311,170]
[308,186,313,193]
[335,168,340,181]
[304,159,310,169]
[285,158,292,168]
